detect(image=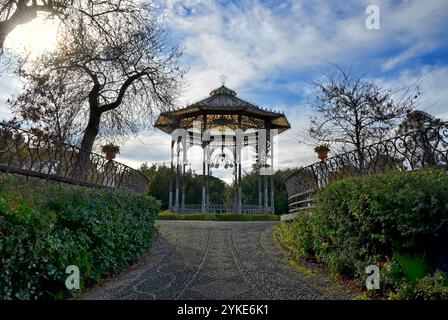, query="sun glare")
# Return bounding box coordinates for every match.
[4,15,59,58]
